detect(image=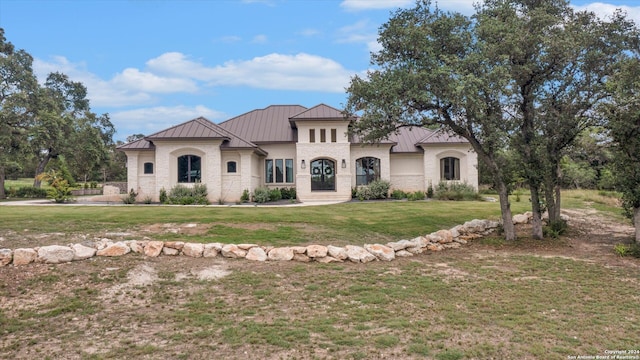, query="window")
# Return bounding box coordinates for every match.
[440,157,460,181]
[143,162,154,174]
[331,129,337,143]
[309,129,315,143]
[227,161,237,173]
[311,159,335,191]
[320,129,326,143]
[266,158,294,183]
[178,155,201,183]
[356,157,381,185]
